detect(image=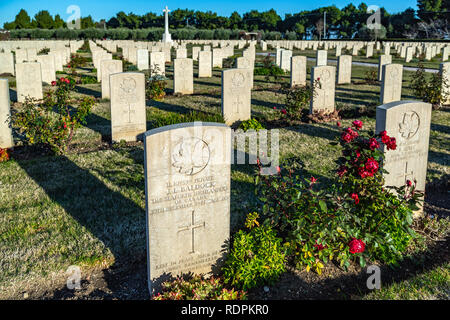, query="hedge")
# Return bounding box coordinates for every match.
[7,27,289,41]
